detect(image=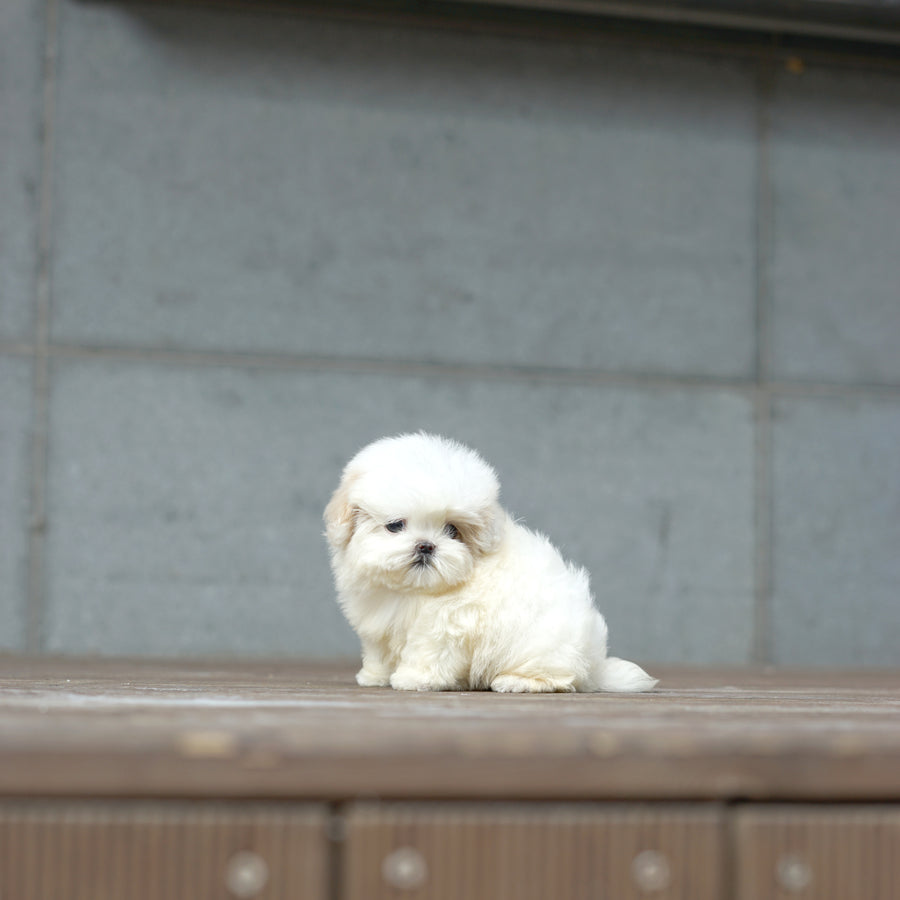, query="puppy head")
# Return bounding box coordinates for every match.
[324,433,502,592]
